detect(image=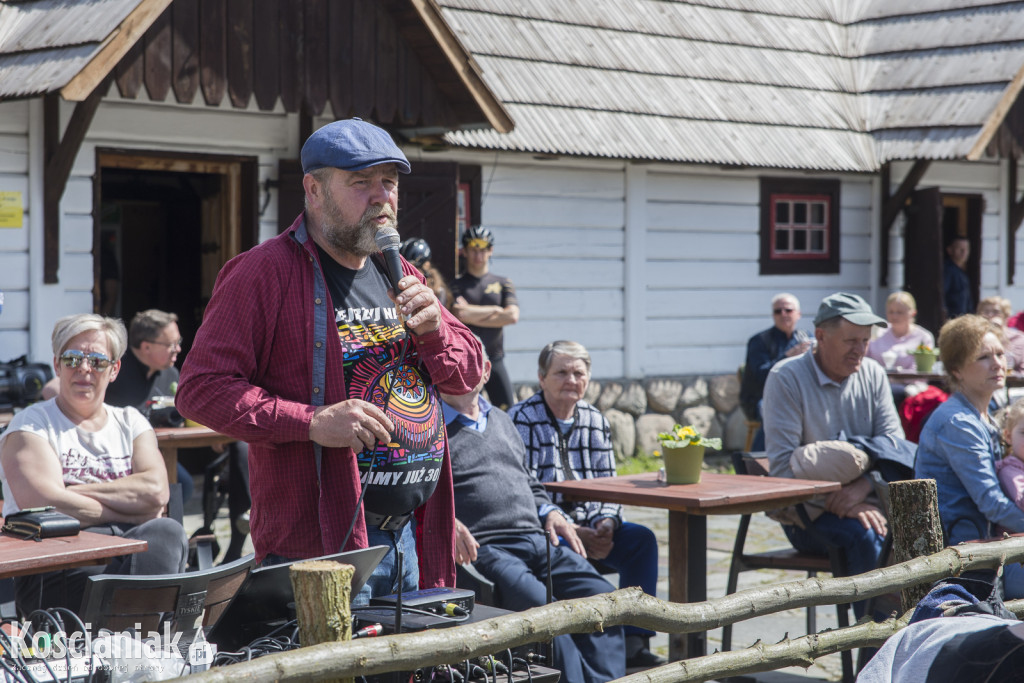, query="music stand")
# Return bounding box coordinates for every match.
[207,545,388,651]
